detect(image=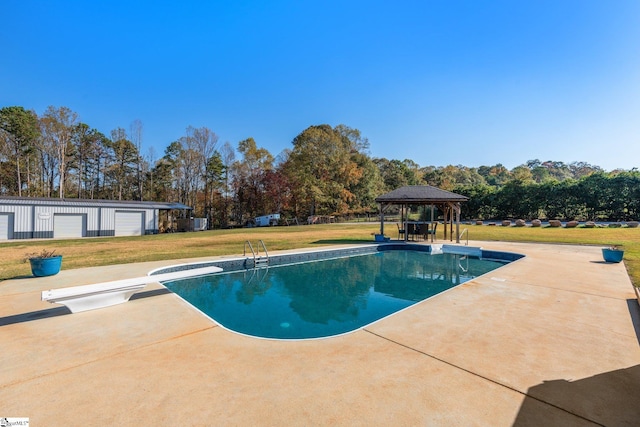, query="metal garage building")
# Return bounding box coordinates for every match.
[0,197,192,240]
